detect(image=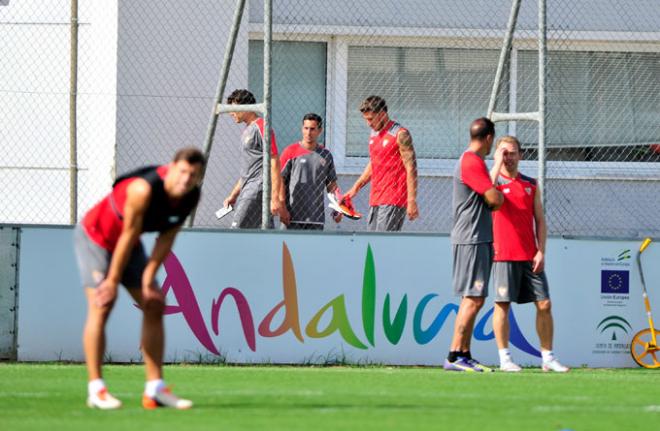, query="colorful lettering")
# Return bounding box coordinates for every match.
[258,243,303,341]
[158,242,540,358]
[382,293,407,345]
[362,245,376,347]
[413,294,459,344]
[305,295,368,350]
